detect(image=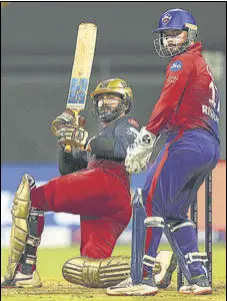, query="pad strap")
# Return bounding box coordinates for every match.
[185,252,208,264]
[143,254,156,268]
[170,219,195,232]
